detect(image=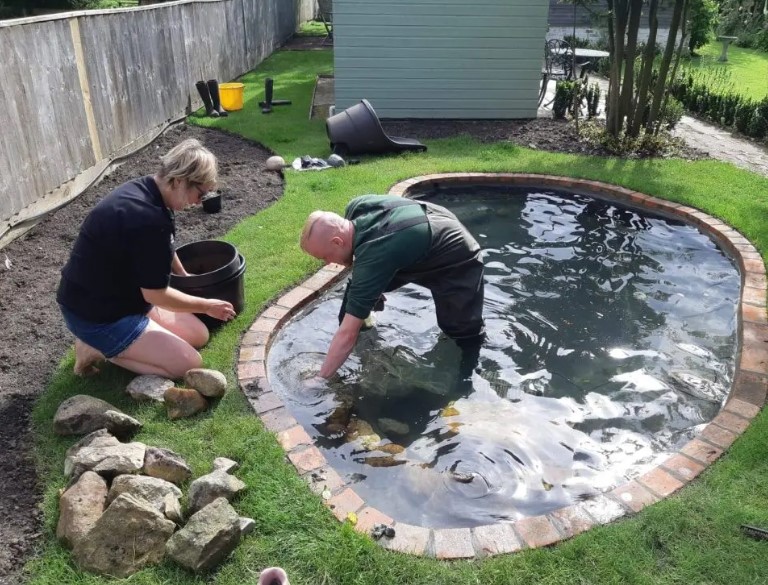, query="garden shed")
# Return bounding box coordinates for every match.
[332,0,549,119]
